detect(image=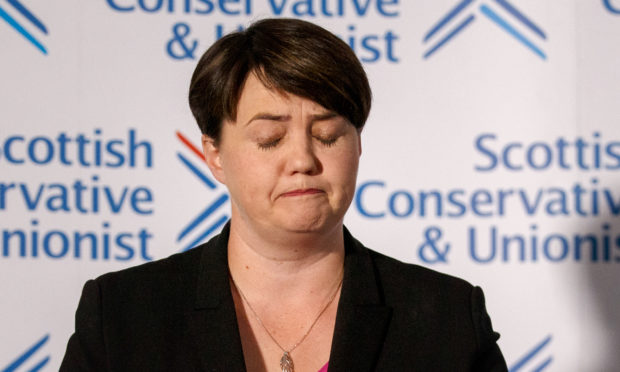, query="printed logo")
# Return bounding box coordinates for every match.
[603,0,620,14]
[0,0,48,55]
[175,131,229,252]
[1,334,50,372]
[509,335,552,372]
[422,0,547,60]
